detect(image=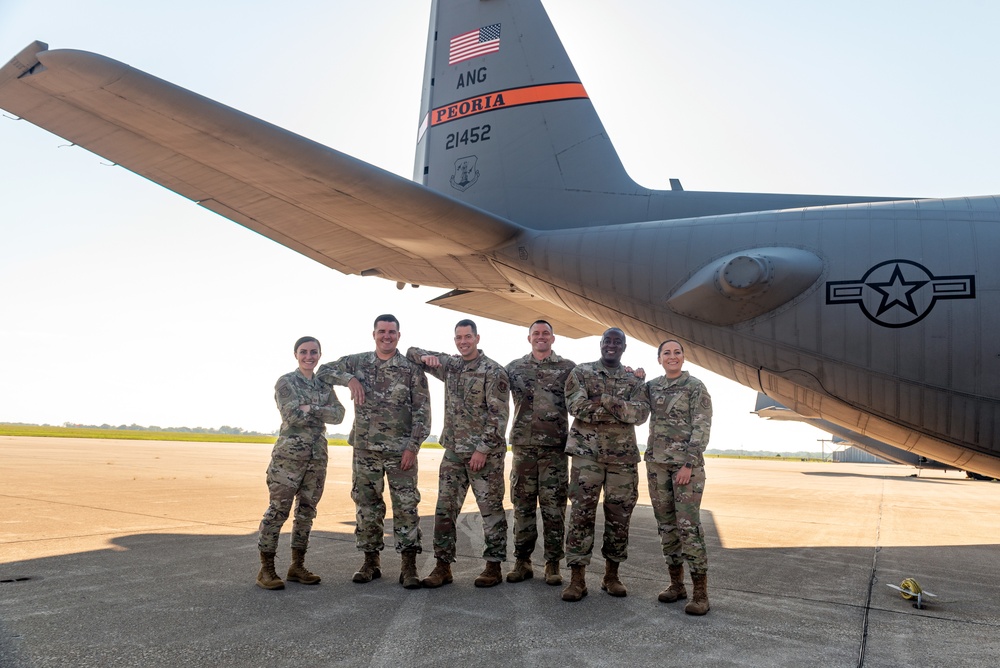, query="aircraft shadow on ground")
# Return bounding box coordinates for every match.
[799,471,971,484]
[1,508,998,668]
